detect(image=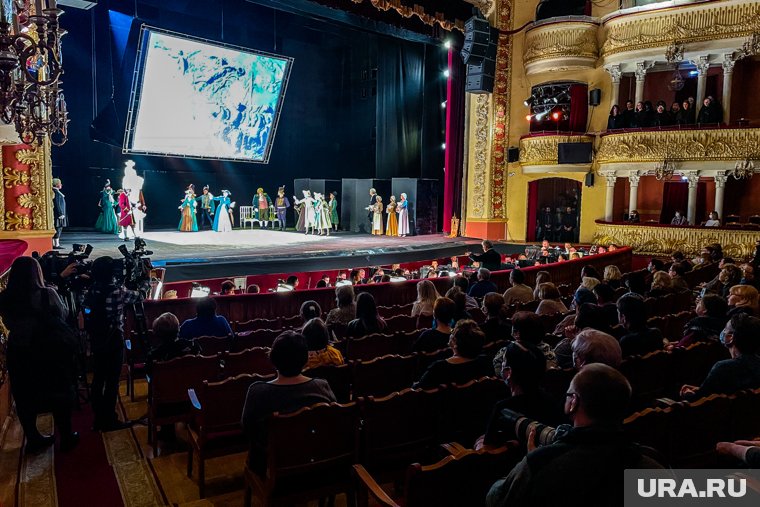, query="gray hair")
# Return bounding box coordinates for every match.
[572,329,622,369]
